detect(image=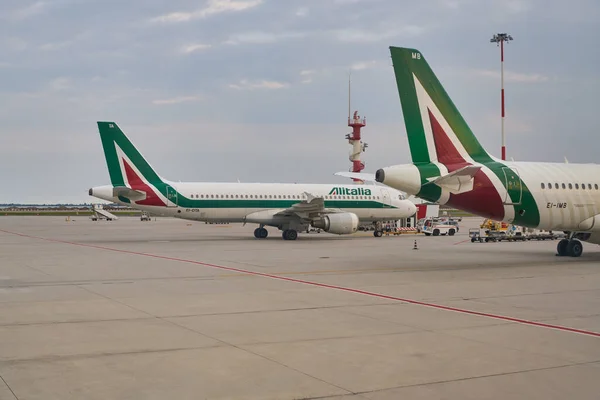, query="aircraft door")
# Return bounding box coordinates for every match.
[381,189,391,207]
[502,167,522,205]
[166,186,178,207]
